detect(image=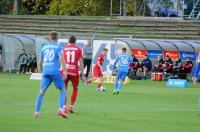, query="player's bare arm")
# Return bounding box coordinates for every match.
[79,58,84,78]
[59,55,67,78]
[39,59,43,73]
[0,59,4,70]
